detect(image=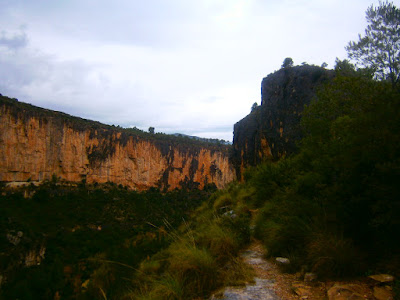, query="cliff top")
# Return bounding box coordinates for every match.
[261,65,334,106]
[0,94,230,152]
